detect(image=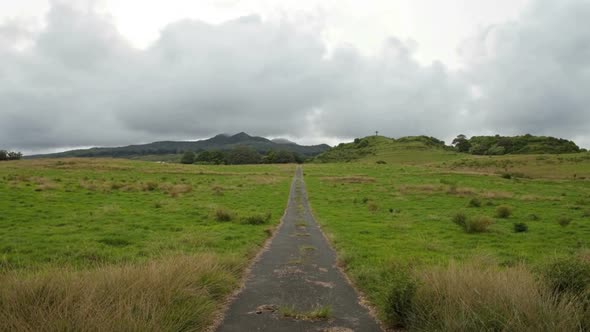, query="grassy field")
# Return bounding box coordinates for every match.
[2,140,590,331]
[305,137,590,330]
[0,158,293,331]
